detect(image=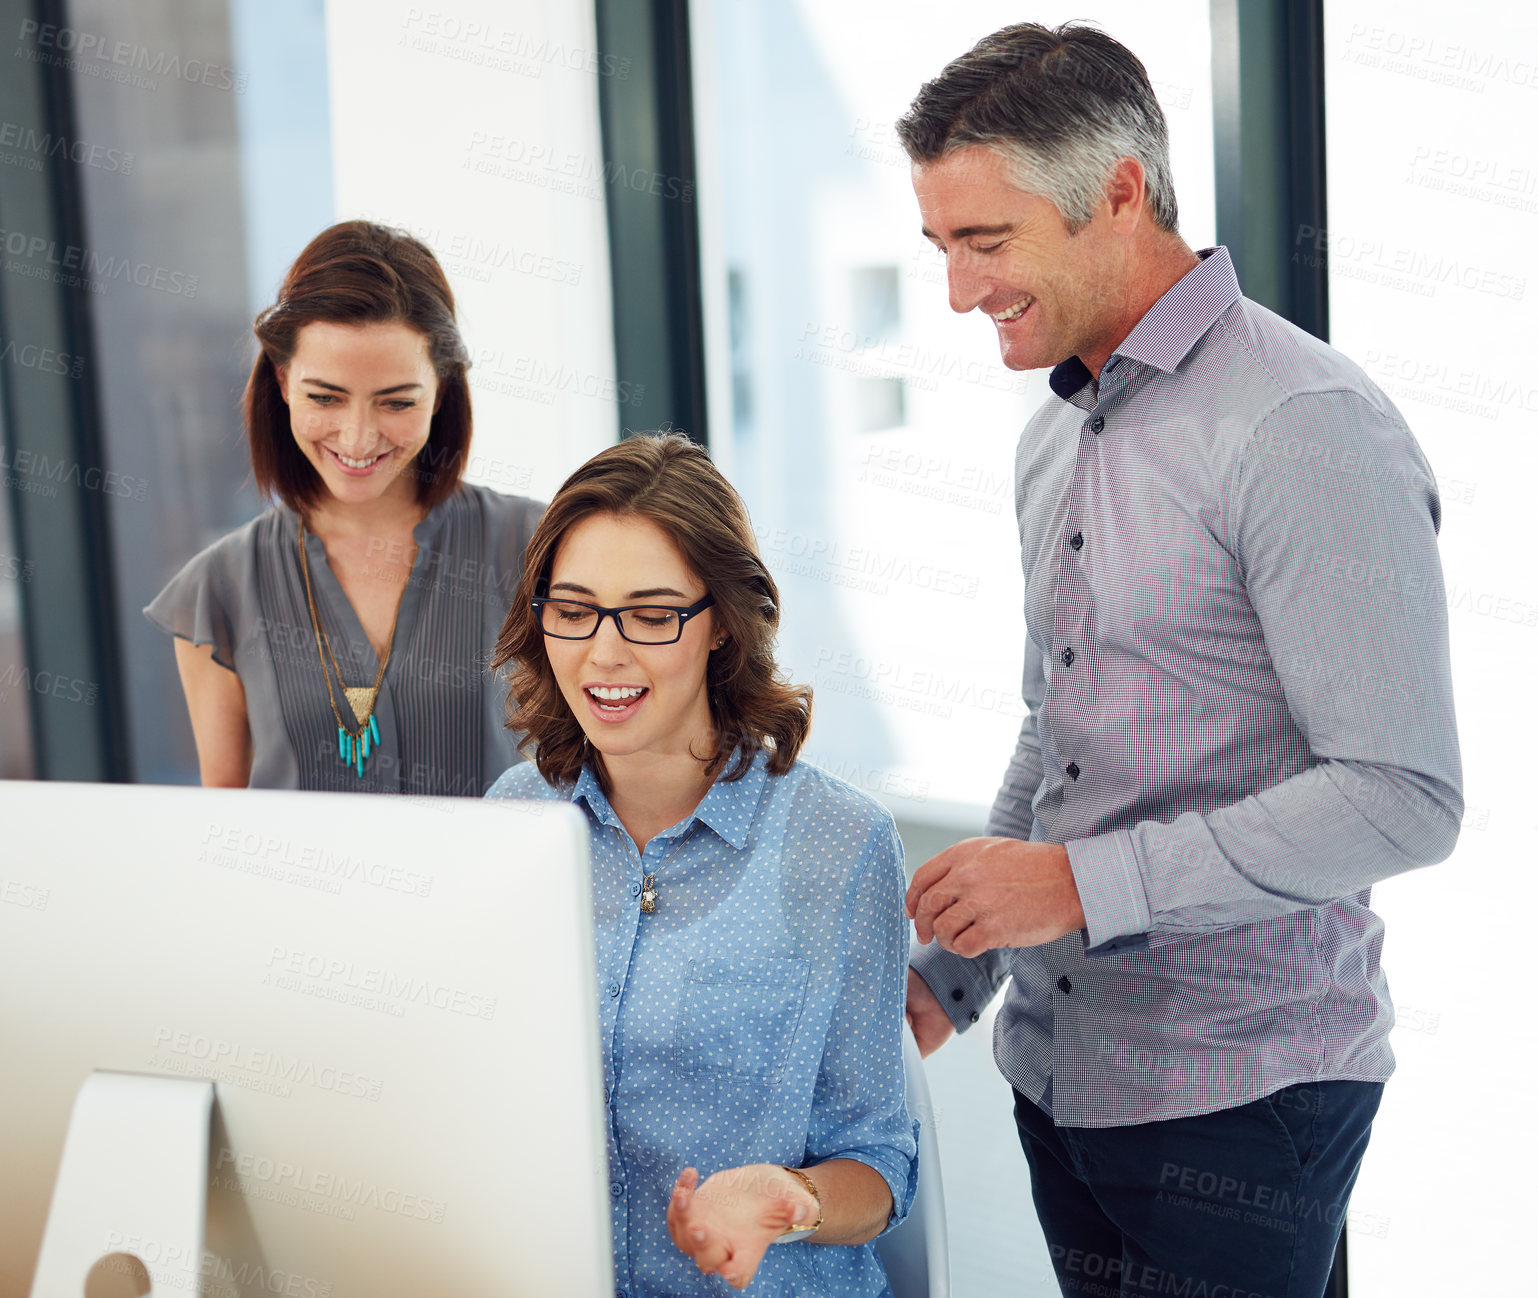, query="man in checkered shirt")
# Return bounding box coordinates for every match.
[899,22,1460,1298]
